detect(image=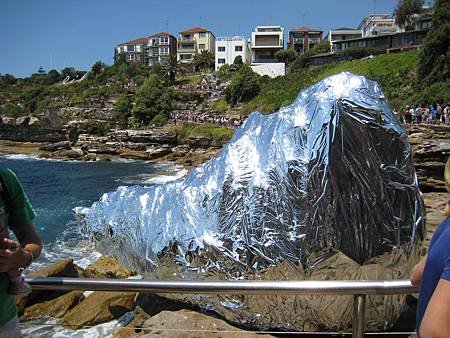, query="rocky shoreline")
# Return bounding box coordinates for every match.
[3,123,450,336]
